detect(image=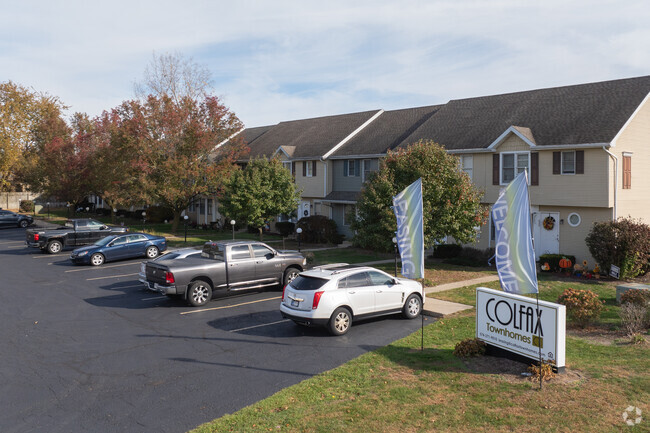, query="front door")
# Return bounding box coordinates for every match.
[533,212,559,259]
